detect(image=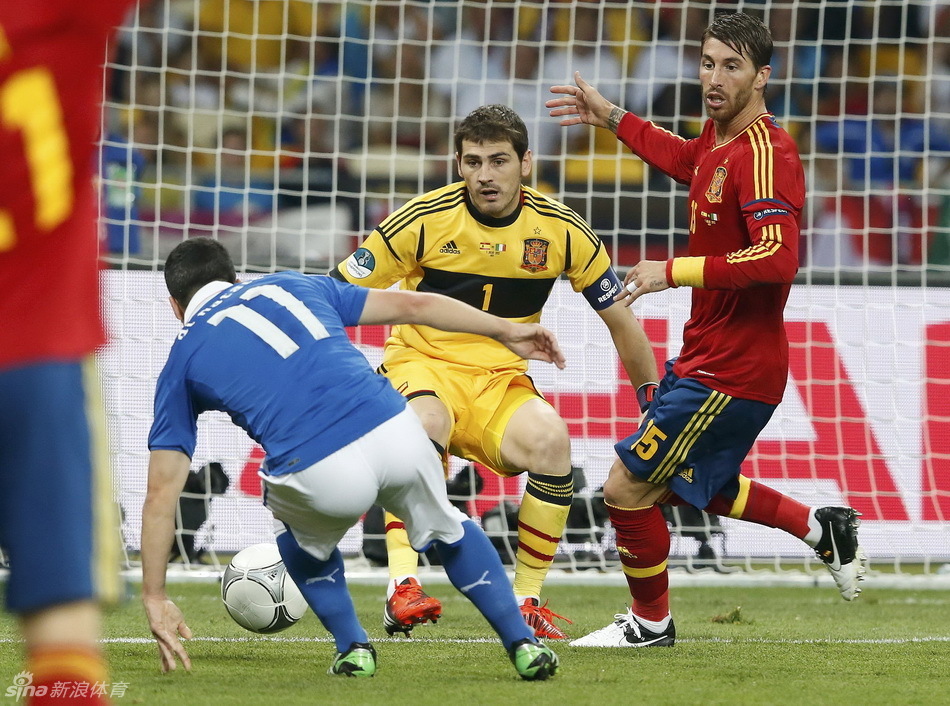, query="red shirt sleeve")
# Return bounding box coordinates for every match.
[614,112,698,186]
[702,129,804,290]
